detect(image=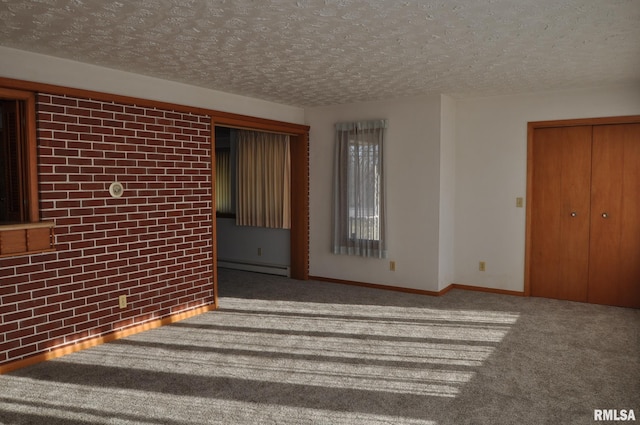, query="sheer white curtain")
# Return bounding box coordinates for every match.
[332,119,387,258]
[236,130,291,229]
